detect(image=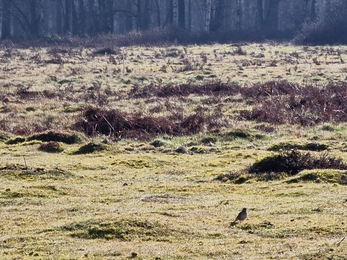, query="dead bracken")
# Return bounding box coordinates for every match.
[72,106,225,140]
